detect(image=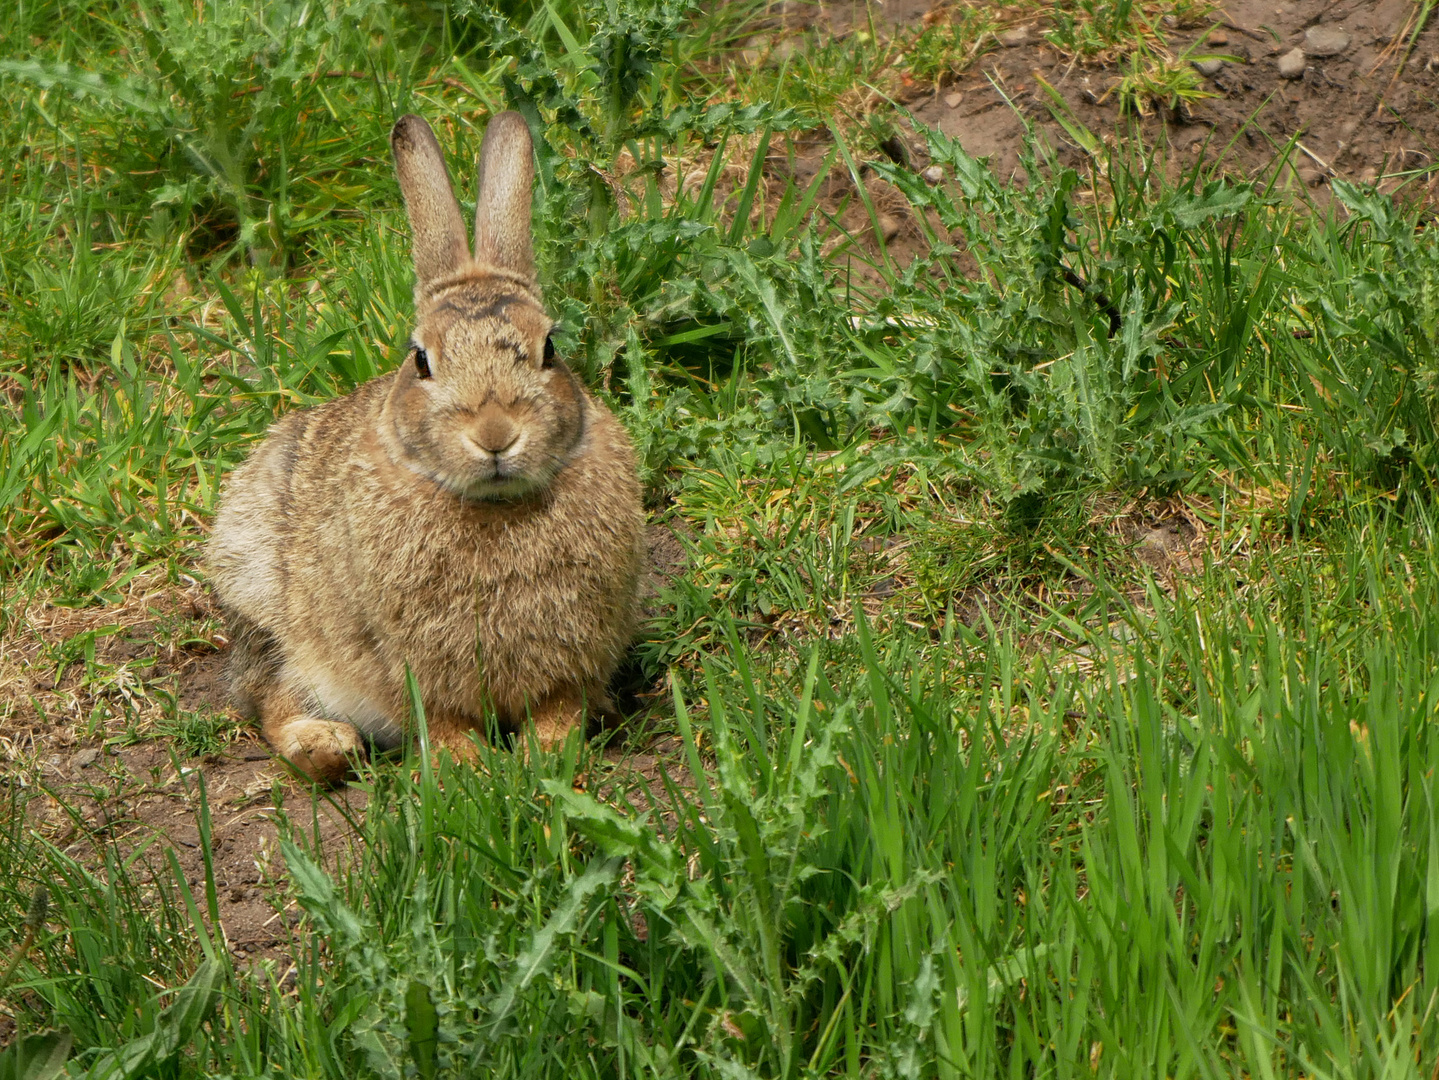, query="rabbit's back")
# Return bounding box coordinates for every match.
[208,380,382,631]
